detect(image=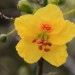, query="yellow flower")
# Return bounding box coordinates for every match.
[14,4,75,67]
